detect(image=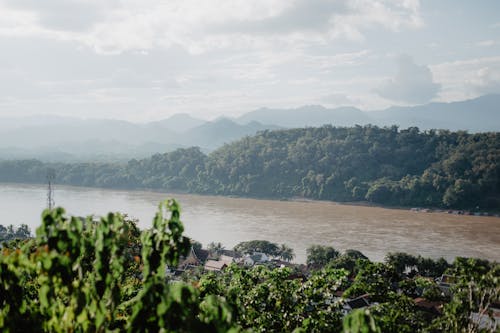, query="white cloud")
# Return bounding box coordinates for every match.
[328,0,423,41]
[476,40,497,47]
[320,92,356,106]
[432,56,500,101]
[0,0,423,54]
[4,0,113,31]
[375,55,440,104]
[13,0,499,121]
